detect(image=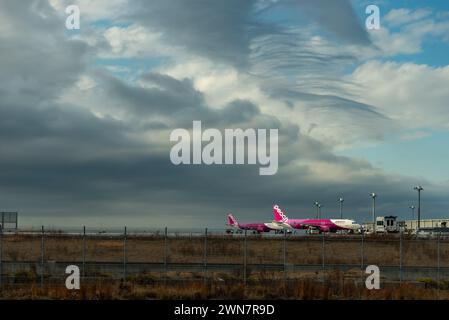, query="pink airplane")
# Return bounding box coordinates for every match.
[272,205,361,233]
[227,214,284,234]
